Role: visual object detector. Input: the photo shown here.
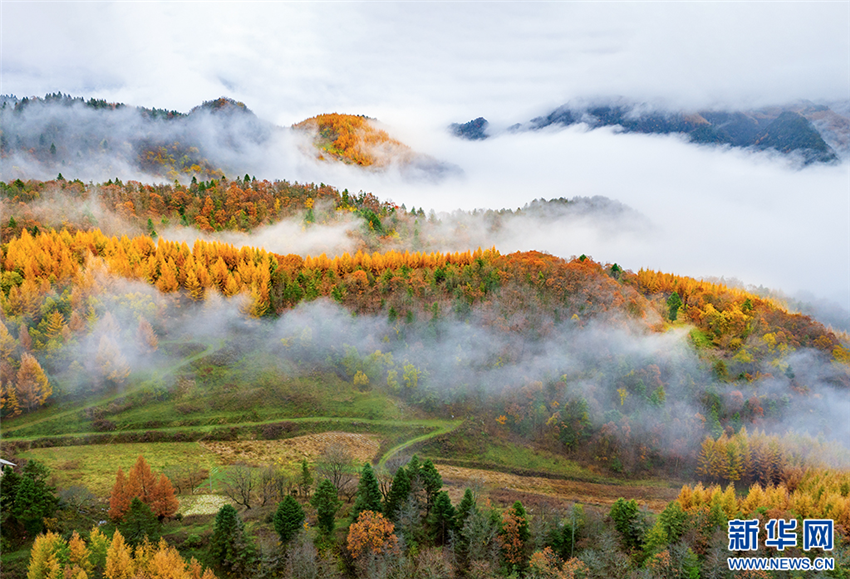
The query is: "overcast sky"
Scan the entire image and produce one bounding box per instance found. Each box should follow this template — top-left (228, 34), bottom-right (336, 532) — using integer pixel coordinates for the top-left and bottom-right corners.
top-left (3, 2), bottom-right (848, 122)
top-left (2, 1), bottom-right (850, 312)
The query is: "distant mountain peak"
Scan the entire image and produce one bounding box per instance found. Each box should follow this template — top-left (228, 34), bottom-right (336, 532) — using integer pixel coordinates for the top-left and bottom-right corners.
top-left (449, 117), bottom-right (489, 140)
top-left (450, 100), bottom-right (844, 164)
top-left (190, 97), bottom-right (254, 116)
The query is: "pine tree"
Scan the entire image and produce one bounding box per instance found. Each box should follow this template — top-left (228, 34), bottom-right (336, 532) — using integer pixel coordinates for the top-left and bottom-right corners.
top-left (12, 459), bottom-right (57, 535)
top-left (210, 504), bottom-right (256, 576)
top-left (44, 310), bottom-right (65, 341)
top-left (383, 466), bottom-right (410, 522)
top-left (299, 458), bottom-right (313, 498)
top-left (185, 268), bottom-right (205, 301)
top-left (0, 319), bottom-right (16, 360)
top-left (68, 531), bottom-right (94, 577)
top-left (19, 323), bottom-right (32, 351)
top-left (118, 498), bottom-right (160, 546)
top-left (420, 459), bottom-right (443, 514)
top-left (658, 500), bottom-right (688, 544)
top-left (127, 456), bottom-right (157, 503)
top-left (274, 495), bottom-right (305, 544)
top-left (96, 334), bottom-right (131, 386)
top-left (428, 491), bottom-right (456, 545)
top-left (88, 527), bottom-right (110, 573)
top-left (456, 488), bottom-right (477, 528)
top-left (499, 501), bottom-right (531, 570)
top-left (351, 463), bottom-right (383, 522)
top-left (25, 531), bottom-right (66, 579)
top-left (1, 381), bottom-right (21, 417)
top-left (310, 479), bottom-right (342, 538)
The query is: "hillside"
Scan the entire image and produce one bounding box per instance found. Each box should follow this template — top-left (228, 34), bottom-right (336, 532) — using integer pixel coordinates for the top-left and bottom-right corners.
top-left (2, 180), bottom-right (849, 578)
top-left (0, 94), bottom-right (459, 184)
top-left (292, 113), bottom-right (459, 179)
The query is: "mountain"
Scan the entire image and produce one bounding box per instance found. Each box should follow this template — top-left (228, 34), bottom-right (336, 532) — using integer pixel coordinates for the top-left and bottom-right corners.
top-left (449, 117), bottom-right (489, 140)
top-left (292, 113), bottom-right (460, 180)
top-left (0, 95), bottom-right (458, 183)
top-left (451, 100), bottom-right (847, 164)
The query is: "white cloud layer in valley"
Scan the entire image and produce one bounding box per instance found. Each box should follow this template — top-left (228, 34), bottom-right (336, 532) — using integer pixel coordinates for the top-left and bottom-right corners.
top-left (2, 1), bottom-right (849, 315)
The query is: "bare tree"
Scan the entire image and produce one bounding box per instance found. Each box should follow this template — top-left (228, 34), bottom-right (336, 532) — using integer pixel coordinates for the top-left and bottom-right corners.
top-left (259, 465), bottom-right (291, 507)
top-left (58, 486), bottom-right (97, 516)
top-left (377, 470), bottom-right (393, 503)
top-left (316, 444), bottom-right (357, 500)
top-left (221, 463), bottom-right (256, 509)
top-left (164, 463), bottom-right (210, 495)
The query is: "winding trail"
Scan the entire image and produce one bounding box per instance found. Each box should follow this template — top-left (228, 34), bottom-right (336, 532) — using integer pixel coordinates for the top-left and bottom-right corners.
top-left (377, 419), bottom-right (462, 468)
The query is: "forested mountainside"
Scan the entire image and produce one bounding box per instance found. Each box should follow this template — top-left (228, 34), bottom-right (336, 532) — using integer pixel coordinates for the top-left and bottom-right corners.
top-left (0, 95), bottom-right (455, 184)
top-left (2, 174), bottom-right (849, 578)
top-left (3, 178), bottom-right (847, 467)
top-left (451, 100), bottom-right (849, 164)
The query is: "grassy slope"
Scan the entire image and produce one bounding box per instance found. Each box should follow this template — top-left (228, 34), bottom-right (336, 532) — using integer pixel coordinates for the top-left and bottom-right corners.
top-left (3, 332), bottom-right (672, 496)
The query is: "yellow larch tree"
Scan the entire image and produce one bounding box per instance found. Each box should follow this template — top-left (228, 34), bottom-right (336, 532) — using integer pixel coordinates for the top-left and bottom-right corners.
top-left (16, 352), bottom-right (51, 411)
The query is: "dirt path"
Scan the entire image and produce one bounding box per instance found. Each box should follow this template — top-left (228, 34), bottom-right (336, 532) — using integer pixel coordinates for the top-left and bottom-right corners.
top-left (436, 464), bottom-right (680, 512)
top-left (377, 419), bottom-right (462, 468)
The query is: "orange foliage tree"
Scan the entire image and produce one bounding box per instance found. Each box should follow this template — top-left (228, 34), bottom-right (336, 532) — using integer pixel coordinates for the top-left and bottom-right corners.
top-left (346, 510), bottom-right (399, 560)
top-left (109, 456), bottom-right (178, 520)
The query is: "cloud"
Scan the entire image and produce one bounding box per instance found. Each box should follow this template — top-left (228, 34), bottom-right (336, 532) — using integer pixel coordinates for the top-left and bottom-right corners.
top-left (314, 125), bottom-right (850, 315)
top-left (2, 2), bottom-right (848, 316)
top-left (3, 3), bottom-right (848, 120)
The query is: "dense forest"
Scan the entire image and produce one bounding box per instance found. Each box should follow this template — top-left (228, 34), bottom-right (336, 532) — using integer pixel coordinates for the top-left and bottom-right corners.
top-left (1, 177), bottom-right (848, 578)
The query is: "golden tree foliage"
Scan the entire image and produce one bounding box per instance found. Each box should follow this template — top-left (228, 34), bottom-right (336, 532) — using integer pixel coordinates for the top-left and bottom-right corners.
top-left (96, 335), bottom-right (131, 385)
top-left (292, 113), bottom-right (408, 167)
top-left (632, 268), bottom-right (839, 353)
top-left (137, 317), bottom-right (158, 353)
top-left (16, 352), bottom-right (51, 411)
top-left (346, 510), bottom-right (399, 560)
top-left (69, 531), bottom-right (94, 577)
top-left (0, 319), bottom-right (16, 359)
top-left (26, 531), bottom-right (67, 579)
top-left (677, 468), bottom-right (850, 539)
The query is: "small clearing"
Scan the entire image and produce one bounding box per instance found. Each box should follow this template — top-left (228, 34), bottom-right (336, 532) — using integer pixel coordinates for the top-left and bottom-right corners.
top-left (200, 432), bottom-right (380, 467)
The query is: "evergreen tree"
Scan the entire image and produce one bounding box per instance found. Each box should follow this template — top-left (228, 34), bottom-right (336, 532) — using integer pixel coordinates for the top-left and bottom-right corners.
top-left (351, 463), bottom-right (383, 522)
top-left (299, 458), bottom-right (313, 498)
top-left (310, 479), bottom-right (342, 538)
top-left (456, 488), bottom-right (477, 528)
top-left (419, 459), bottom-right (443, 514)
top-left (658, 500), bottom-right (688, 543)
top-left (383, 466), bottom-right (410, 521)
top-left (10, 460), bottom-right (57, 536)
top-left (609, 497), bottom-right (646, 550)
top-left (210, 504), bottom-right (256, 576)
top-left (428, 491), bottom-right (456, 545)
top-left (0, 465), bottom-right (22, 536)
top-left (667, 292), bottom-right (683, 321)
top-left (274, 495), bottom-right (305, 544)
top-left (118, 497), bottom-right (160, 546)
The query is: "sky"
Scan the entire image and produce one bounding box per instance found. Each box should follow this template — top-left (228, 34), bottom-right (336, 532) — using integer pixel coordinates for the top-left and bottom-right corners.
top-left (2, 1), bottom-right (850, 312)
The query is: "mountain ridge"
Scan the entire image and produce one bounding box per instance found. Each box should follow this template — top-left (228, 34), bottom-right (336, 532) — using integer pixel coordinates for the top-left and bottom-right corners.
top-left (451, 100), bottom-right (846, 165)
